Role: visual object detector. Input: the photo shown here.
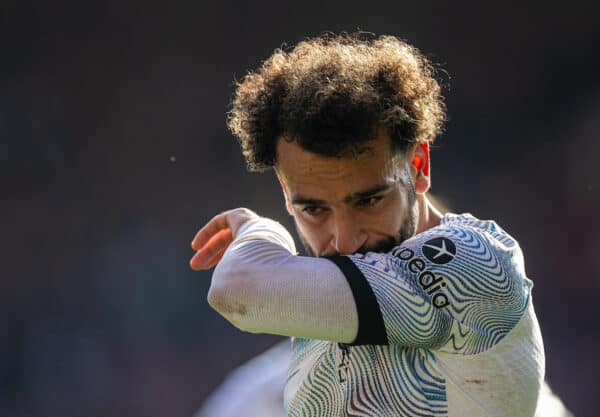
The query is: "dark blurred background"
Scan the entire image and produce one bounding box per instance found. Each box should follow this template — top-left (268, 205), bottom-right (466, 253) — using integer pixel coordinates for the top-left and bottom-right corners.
top-left (2, 1), bottom-right (599, 416)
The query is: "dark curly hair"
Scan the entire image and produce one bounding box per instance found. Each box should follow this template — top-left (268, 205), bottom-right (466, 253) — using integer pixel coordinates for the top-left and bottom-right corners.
top-left (227, 33), bottom-right (446, 171)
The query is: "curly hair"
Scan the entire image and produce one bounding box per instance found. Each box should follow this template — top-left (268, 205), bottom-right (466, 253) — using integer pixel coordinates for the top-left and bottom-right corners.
top-left (227, 33), bottom-right (446, 171)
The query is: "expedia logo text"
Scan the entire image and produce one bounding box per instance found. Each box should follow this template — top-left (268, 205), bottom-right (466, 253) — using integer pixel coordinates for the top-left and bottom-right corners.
top-left (391, 246), bottom-right (451, 309)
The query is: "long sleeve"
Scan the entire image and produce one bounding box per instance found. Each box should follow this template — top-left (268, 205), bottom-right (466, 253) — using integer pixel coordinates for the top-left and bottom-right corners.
top-left (208, 217), bottom-right (360, 343)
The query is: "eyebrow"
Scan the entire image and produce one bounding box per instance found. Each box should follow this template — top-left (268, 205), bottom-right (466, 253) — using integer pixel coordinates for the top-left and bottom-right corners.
top-left (291, 184), bottom-right (392, 206)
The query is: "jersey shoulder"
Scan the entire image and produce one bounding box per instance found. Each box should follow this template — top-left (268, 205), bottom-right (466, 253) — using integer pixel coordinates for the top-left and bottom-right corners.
top-left (350, 213), bottom-right (533, 353)
top-left (441, 212), bottom-right (520, 252)
top-left (400, 212), bottom-right (529, 285)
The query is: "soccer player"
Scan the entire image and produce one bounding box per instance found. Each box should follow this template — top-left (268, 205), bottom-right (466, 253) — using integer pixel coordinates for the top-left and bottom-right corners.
top-left (190, 34), bottom-right (547, 416)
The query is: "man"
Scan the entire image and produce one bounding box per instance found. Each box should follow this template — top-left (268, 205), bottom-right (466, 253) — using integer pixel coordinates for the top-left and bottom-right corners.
top-left (190, 34), bottom-right (546, 416)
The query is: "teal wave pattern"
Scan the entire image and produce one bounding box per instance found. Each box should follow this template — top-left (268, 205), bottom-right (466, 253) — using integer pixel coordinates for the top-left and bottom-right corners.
top-left (286, 215), bottom-right (532, 416)
top-left (353, 220), bottom-right (531, 355)
top-left (287, 341), bottom-right (447, 417)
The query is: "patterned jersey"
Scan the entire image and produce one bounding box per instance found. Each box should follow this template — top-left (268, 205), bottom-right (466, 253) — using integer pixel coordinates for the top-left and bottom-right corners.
top-left (284, 213), bottom-right (545, 417)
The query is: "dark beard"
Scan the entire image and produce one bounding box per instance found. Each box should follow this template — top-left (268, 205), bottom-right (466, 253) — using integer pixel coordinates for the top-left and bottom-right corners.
top-left (296, 209), bottom-right (417, 257)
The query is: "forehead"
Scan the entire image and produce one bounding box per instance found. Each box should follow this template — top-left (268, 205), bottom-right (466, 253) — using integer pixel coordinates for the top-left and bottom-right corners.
top-left (275, 132), bottom-right (404, 202)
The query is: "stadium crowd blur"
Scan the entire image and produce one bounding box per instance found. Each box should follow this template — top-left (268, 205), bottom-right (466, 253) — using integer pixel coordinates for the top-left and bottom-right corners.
top-left (3, 2), bottom-right (599, 416)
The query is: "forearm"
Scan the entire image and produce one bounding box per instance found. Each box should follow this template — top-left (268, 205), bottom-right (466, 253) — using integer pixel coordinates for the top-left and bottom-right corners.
top-left (207, 217), bottom-right (297, 326)
top-left (207, 217), bottom-right (358, 342)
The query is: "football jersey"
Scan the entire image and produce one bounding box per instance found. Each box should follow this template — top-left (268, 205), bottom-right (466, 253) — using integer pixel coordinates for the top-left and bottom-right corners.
top-left (284, 213), bottom-right (545, 417)
top-left (196, 341), bottom-right (569, 417)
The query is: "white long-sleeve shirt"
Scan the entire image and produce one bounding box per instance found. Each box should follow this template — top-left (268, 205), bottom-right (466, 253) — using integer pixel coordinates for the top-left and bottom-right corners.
top-left (209, 213), bottom-right (545, 417)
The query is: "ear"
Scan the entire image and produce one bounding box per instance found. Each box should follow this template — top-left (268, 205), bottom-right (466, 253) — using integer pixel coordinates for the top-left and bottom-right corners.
top-left (411, 143), bottom-right (431, 195)
top-left (274, 166), bottom-right (294, 215)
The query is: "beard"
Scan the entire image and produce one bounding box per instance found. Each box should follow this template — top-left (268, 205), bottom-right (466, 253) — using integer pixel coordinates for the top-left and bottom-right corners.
top-left (296, 198), bottom-right (418, 257)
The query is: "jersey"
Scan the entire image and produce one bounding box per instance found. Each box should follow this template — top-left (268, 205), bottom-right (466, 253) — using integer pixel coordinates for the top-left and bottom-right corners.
top-left (197, 342), bottom-right (570, 417)
top-left (283, 213), bottom-right (545, 417)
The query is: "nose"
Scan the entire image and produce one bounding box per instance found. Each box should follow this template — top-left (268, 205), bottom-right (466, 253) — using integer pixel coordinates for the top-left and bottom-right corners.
top-left (330, 211), bottom-right (367, 255)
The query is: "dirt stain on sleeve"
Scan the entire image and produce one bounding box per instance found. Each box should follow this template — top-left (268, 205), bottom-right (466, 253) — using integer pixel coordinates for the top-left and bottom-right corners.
top-left (219, 300), bottom-right (247, 316)
top-left (464, 379), bottom-right (487, 385)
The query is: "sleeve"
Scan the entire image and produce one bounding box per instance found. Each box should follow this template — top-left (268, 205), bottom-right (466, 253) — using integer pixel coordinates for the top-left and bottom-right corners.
top-left (210, 217), bottom-right (360, 343)
top-left (327, 223), bottom-right (532, 354)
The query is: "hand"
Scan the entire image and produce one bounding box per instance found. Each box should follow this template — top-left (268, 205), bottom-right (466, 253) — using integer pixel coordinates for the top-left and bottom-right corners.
top-left (189, 208), bottom-right (260, 270)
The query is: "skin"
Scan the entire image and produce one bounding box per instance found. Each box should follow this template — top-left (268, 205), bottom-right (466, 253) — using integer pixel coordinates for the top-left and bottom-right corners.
top-left (190, 128), bottom-right (442, 270)
top-left (190, 131), bottom-right (564, 414)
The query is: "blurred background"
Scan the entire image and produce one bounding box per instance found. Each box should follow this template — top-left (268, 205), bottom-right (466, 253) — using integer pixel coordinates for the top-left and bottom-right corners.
top-left (3, 1), bottom-right (599, 416)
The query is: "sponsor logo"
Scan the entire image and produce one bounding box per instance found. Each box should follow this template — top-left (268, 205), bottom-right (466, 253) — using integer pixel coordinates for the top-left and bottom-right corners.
top-left (391, 239), bottom-right (455, 309)
top-left (422, 237), bottom-right (456, 265)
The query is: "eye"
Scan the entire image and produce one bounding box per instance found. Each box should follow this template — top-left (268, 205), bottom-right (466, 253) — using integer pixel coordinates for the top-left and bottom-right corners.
top-left (302, 206), bottom-right (328, 216)
top-left (356, 196), bottom-right (383, 207)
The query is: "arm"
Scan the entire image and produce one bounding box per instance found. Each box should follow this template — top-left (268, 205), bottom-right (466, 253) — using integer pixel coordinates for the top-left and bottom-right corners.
top-left (190, 209), bottom-right (444, 346)
top-left (190, 209), bottom-right (529, 350)
top-left (192, 210), bottom-right (359, 342)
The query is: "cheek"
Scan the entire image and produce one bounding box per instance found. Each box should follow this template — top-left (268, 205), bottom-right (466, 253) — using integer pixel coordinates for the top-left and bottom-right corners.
top-left (370, 193), bottom-right (410, 232)
top-left (293, 214), bottom-right (330, 248)
top-left (370, 209), bottom-right (403, 235)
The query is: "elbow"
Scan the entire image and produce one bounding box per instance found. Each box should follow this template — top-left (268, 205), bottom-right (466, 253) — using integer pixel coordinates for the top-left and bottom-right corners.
top-left (207, 282), bottom-right (248, 326)
top-left (207, 270), bottom-right (259, 333)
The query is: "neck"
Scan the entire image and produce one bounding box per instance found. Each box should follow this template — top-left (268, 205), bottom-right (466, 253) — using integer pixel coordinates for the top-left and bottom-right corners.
top-left (416, 194), bottom-right (443, 234)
